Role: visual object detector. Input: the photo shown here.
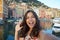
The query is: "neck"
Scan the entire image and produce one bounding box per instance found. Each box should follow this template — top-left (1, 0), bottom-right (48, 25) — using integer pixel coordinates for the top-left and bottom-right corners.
top-left (30, 28), bottom-right (32, 31)
top-left (28, 28), bottom-right (32, 35)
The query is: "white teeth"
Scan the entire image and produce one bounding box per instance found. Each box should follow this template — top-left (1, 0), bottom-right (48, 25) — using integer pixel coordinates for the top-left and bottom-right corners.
top-left (29, 22), bottom-right (34, 25)
top-left (29, 22), bottom-right (33, 24)
top-left (28, 22), bottom-right (35, 27)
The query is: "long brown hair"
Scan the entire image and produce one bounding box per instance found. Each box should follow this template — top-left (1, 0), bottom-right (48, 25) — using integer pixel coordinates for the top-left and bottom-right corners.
top-left (18, 10), bottom-right (42, 38)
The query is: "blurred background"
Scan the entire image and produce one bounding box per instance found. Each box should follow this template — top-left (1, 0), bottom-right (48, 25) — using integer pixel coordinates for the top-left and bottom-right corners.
top-left (0, 0), bottom-right (60, 40)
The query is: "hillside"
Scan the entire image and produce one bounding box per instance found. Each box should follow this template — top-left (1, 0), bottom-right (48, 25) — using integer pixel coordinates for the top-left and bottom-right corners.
top-left (15, 0), bottom-right (49, 8)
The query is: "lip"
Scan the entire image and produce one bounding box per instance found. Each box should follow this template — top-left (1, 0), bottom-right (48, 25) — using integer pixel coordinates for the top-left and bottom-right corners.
top-left (28, 21), bottom-right (35, 26)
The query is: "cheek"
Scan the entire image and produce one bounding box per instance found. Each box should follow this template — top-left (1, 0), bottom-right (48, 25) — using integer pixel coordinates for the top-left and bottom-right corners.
top-left (33, 18), bottom-right (36, 23)
top-left (26, 19), bottom-right (28, 24)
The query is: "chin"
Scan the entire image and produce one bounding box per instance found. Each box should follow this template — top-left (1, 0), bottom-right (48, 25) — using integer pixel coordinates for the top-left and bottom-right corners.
top-left (29, 26), bottom-right (34, 28)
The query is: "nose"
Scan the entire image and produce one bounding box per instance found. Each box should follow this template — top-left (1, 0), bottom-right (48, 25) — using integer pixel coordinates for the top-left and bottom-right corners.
top-left (29, 18), bottom-right (33, 21)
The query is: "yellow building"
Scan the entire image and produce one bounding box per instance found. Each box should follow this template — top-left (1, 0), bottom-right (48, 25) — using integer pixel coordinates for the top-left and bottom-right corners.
top-left (51, 8), bottom-right (60, 18)
top-left (19, 2), bottom-right (28, 15)
top-left (39, 7), bottom-right (46, 18)
top-left (57, 10), bottom-right (60, 17)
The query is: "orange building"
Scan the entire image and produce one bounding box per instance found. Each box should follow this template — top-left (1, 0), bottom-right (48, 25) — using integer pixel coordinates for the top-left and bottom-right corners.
top-left (0, 0), bottom-right (3, 18)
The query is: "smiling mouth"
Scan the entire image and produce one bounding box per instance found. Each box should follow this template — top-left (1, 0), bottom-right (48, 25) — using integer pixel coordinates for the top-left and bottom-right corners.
top-left (28, 21), bottom-right (35, 26)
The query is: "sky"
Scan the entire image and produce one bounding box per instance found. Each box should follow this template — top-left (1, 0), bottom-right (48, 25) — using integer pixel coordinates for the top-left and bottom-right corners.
top-left (38, 0), bottom-right (60, 9)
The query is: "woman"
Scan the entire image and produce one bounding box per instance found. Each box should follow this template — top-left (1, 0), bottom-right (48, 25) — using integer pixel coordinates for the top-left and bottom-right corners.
top-left (15, 10), bottom-right (60, 40)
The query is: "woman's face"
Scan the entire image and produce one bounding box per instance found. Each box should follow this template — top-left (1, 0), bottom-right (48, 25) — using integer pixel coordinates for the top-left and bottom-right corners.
top-left (26, 12), bottom-right (36, 29)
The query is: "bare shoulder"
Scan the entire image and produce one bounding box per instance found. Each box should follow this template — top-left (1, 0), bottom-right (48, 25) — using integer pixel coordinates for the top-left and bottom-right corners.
top-left (39, 30), bottom-right (60, 40)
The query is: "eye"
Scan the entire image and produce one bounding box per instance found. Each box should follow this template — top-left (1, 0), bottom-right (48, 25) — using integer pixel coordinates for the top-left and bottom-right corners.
top-left (26, 17), bottom-right (29, 19)
top-left (32, 15), bottom-right (35, 18)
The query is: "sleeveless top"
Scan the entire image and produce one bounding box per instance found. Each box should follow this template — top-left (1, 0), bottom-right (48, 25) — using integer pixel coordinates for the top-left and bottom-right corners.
top-left (18, 30), bottom-right (60, 40)
top-left (24, 35), bottom-right (39, 40)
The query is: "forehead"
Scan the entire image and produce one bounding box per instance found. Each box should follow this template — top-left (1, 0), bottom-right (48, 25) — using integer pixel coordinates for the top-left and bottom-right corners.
top-left (27, 12), bottom-right (34, 16)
